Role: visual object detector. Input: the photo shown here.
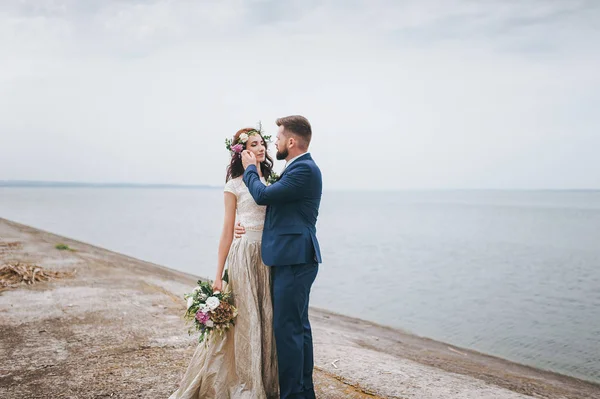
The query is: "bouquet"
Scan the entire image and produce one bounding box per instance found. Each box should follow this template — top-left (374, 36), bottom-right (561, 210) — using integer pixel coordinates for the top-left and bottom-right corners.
top-left (267, 171), bottom-right (279, 185)
top-left (183, 272), bottom-right (237, 344)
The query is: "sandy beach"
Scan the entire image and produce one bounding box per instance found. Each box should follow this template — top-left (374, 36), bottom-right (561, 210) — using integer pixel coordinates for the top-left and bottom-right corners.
top-left (1, 217), bottom-right (598, 399)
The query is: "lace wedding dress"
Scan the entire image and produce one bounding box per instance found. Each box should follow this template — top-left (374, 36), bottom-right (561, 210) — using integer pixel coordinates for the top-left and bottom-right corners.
top-left (169, 176), bottom-right (278, 399)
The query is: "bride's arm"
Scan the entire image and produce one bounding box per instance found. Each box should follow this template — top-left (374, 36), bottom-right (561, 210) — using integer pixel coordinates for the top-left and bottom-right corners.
top-left (213, 192), bottom-right (236, 291)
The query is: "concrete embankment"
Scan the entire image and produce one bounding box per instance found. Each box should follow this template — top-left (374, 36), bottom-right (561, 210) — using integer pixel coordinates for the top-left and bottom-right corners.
top-left (1, 218), bottom-right (598, 398)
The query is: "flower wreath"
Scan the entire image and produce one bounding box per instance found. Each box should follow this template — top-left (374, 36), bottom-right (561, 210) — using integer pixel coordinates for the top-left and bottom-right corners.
top-left (225, 123), bottom-right (271, 156)
top-left (225, 123), bottom-right (279, 184)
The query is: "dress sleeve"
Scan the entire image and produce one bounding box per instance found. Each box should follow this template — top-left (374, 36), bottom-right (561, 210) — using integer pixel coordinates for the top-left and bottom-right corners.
top-left (224, 179), bottom-right (237, 197)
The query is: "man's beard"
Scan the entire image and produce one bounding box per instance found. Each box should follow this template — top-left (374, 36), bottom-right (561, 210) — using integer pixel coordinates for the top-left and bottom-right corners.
top-left (276, 146), bottom-right (288, 160)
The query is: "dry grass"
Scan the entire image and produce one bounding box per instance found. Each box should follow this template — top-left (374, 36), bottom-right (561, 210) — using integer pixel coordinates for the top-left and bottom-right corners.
top-left (0, 262), bottom-right (75, 292)
top-left (0, 241), bottom-right (22, 249)
top-left (0, 241), bottom-right (23, 254)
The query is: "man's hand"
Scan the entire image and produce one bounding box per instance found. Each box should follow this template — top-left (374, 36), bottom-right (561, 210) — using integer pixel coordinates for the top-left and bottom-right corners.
top-left (234, 222), bottom-right (246, 238)
top-left (241, 150), bottom-right (257, 170)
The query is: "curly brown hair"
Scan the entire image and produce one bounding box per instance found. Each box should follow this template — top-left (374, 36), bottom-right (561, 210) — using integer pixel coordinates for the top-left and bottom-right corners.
top-left (225, 128), bottom-right (274, 182)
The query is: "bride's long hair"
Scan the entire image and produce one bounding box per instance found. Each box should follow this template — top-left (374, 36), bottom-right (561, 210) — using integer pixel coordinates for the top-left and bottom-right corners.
top-left (226, 127), bottom-right (274, 182)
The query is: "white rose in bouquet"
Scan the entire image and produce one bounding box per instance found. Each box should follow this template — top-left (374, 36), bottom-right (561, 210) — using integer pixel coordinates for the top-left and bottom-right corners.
top-left (206, 296), bottom-right (220, 311)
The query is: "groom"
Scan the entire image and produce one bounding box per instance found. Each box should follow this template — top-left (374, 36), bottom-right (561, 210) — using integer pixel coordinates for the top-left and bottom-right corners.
top-left (241, 115), bottom-right (322, 399)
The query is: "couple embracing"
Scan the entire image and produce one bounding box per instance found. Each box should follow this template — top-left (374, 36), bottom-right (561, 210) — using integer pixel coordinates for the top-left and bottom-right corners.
top-left (170, 115), bottom-right (323, 399)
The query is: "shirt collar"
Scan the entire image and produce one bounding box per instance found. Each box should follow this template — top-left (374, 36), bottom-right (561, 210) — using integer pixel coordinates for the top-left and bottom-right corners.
top-left (285, 152), bottom-right (309, 169)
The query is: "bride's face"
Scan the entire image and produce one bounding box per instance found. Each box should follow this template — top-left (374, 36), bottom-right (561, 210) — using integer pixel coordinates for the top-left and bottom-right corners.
top-left (246, 135), bottom-right (266, 163)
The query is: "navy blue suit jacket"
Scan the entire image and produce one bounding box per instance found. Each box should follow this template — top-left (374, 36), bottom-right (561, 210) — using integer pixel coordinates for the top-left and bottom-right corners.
top-left (243, 153), bottom-right (322, 267)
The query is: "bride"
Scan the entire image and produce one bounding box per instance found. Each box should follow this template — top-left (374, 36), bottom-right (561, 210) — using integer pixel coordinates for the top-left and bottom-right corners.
top-left (169, 127), bottom-right (279, 399)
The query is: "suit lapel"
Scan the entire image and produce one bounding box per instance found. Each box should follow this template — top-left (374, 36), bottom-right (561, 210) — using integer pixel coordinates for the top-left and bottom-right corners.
top-left (278, 153), bottom-right (311, 181)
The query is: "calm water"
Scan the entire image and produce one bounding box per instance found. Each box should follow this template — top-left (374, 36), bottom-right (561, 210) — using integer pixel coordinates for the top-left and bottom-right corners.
top-left (1, 188), bottom-right (599, 383)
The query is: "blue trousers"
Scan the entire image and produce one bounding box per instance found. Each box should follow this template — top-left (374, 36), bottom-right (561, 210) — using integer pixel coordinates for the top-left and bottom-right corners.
top-left (272, 263), bottom-right (318, 399)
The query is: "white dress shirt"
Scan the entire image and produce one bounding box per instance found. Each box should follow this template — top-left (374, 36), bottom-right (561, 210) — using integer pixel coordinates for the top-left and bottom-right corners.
top-left (283, 152), bottom-right (309, 172)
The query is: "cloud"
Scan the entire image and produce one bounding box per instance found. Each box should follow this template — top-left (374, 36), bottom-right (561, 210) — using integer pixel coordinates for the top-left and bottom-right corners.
top-left (1, 0), bottom-right (599, 189)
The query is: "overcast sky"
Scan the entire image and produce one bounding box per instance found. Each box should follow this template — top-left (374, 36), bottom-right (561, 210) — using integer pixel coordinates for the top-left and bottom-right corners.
top-left (1, 0), bottom-right (599, 190)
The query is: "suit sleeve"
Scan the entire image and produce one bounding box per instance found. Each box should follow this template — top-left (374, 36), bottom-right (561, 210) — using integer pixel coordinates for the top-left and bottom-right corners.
top-left (243, 164), bottom-right (311, 205)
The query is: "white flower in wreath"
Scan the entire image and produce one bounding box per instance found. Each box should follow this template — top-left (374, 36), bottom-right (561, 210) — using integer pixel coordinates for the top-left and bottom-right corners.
top-left (205, 320), bottom-right (214, 328)
top-left (239, 133), bottom-right (249, 143)
top-left (206, 296), bottom-right (220, 310)
top-left (186, 297), bottom-right (195, 310)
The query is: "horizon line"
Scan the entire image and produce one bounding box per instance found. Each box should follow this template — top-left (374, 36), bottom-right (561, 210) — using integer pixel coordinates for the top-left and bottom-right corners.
top-left (0, 180), bottom-right (219, 189)
top-left (1, 180), bottom-right (599, 192)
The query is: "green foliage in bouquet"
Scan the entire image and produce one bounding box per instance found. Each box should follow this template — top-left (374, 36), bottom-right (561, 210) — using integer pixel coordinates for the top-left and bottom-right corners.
top-left (267, 171), bottom-right (279, 185)
top-left (183, 275), bottom-right (237, 344)
top-left (222, 268), bottom-right (229, 284)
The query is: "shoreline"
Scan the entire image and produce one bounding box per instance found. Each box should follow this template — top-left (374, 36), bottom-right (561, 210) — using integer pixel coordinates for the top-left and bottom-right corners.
top-left (1, 217), bottom-right (598, 398)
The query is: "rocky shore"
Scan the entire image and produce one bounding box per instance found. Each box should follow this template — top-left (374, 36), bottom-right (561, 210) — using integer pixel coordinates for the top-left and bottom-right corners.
top-left (1, 217), bottom-right (598, 399)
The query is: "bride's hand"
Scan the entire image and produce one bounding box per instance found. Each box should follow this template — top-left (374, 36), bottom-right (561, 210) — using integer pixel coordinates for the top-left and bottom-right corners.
top-left (212, 278), bottom-right (223, 293)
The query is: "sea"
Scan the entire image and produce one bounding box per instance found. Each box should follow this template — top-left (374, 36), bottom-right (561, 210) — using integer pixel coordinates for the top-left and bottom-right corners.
top-left (1, 187), bottom-right (599, 383)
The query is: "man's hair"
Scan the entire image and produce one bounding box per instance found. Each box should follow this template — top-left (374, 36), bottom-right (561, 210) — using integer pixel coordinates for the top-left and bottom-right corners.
top-left (276, 115), bottom-right (312, 148)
